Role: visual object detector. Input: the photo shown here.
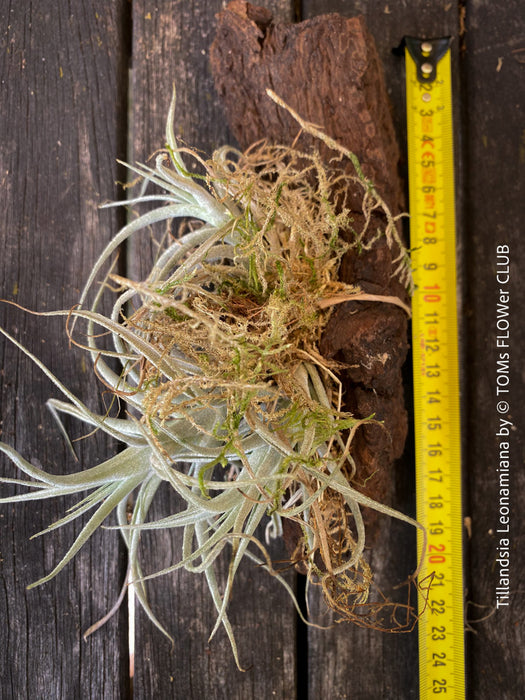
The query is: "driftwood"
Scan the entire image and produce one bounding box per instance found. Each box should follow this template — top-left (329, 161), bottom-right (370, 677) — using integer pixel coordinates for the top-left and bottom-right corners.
top-left (210, 2), bottom-right (409, 534)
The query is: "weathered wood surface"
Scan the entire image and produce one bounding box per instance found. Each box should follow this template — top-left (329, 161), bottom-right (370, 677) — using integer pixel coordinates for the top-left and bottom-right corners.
top-left (0, 2), bottom-right (131, 698)
top-left (0, 1), bottom-right (523, 698)
top-left (460, 1), bottom-right (525, 697)
top-left (129, 3), bottom-right (297, 698)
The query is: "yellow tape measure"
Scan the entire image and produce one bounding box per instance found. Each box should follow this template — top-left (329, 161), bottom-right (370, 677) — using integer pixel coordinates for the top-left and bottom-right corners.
top-left (405, 37), bottom-right (465, 699)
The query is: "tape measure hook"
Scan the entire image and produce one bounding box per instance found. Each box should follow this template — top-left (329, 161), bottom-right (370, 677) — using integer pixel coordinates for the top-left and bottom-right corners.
top-left (405, 36), bottom-right (451, 83)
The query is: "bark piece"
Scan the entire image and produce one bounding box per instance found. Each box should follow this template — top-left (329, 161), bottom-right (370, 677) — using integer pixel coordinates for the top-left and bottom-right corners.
top-left (210, 2), bottom-right (409, 536)
top-left (210, 1), bottom-right (403, 211)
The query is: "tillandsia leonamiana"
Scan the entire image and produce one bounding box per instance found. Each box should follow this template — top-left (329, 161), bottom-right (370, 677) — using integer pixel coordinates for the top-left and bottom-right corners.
top-left (0, 89), bottom-right (424, 668)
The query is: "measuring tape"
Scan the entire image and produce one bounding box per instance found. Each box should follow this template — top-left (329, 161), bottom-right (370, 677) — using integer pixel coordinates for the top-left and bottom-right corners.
top-left (405, 37), bottom-right (465, 699)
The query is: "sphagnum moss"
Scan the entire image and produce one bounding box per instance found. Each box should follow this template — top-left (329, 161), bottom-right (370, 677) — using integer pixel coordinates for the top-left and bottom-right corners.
top-left (0, 91), bottom-right (423, 668)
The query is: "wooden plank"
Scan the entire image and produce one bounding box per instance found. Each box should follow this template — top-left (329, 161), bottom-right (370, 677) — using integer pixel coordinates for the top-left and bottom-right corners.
top-left (300, 2), bottom-right (461, 698)
top-left (208, 10), bottom-right (416, 700)
top-left (0, 2), bottom-right (130, 696)
top-left (129, 2), bottom-right (298, 697)
top-left (461, 2), bottom-right (525, 698)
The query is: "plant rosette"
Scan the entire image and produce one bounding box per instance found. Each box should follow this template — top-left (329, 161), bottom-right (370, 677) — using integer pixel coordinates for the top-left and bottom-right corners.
top-left (0, 90), bottom-right (422, 668)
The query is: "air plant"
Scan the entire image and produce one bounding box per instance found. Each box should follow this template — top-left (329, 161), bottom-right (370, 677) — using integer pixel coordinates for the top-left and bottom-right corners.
top-left (0, 90), bottom-right (422, 668)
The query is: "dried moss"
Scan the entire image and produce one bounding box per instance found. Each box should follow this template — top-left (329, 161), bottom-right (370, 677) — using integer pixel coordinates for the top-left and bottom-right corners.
top-left (0, 91), bottom-right (423, 667)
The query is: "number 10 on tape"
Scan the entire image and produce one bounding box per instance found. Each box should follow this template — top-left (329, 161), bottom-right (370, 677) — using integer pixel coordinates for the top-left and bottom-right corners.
top-left (405, 37), bottom-right (465, 699)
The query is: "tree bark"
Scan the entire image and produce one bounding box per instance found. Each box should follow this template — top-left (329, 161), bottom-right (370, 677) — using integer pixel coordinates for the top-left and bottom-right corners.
top-left (210, 2), bottom-right (409, 530)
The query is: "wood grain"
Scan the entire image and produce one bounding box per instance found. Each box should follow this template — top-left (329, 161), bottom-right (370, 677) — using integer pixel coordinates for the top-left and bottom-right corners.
top-left (129, 3), bottom-right (297, 698)
top-left (0, 1), bottom-right (130, 697)
top-left (461, 1), bottom-right (525, 697)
